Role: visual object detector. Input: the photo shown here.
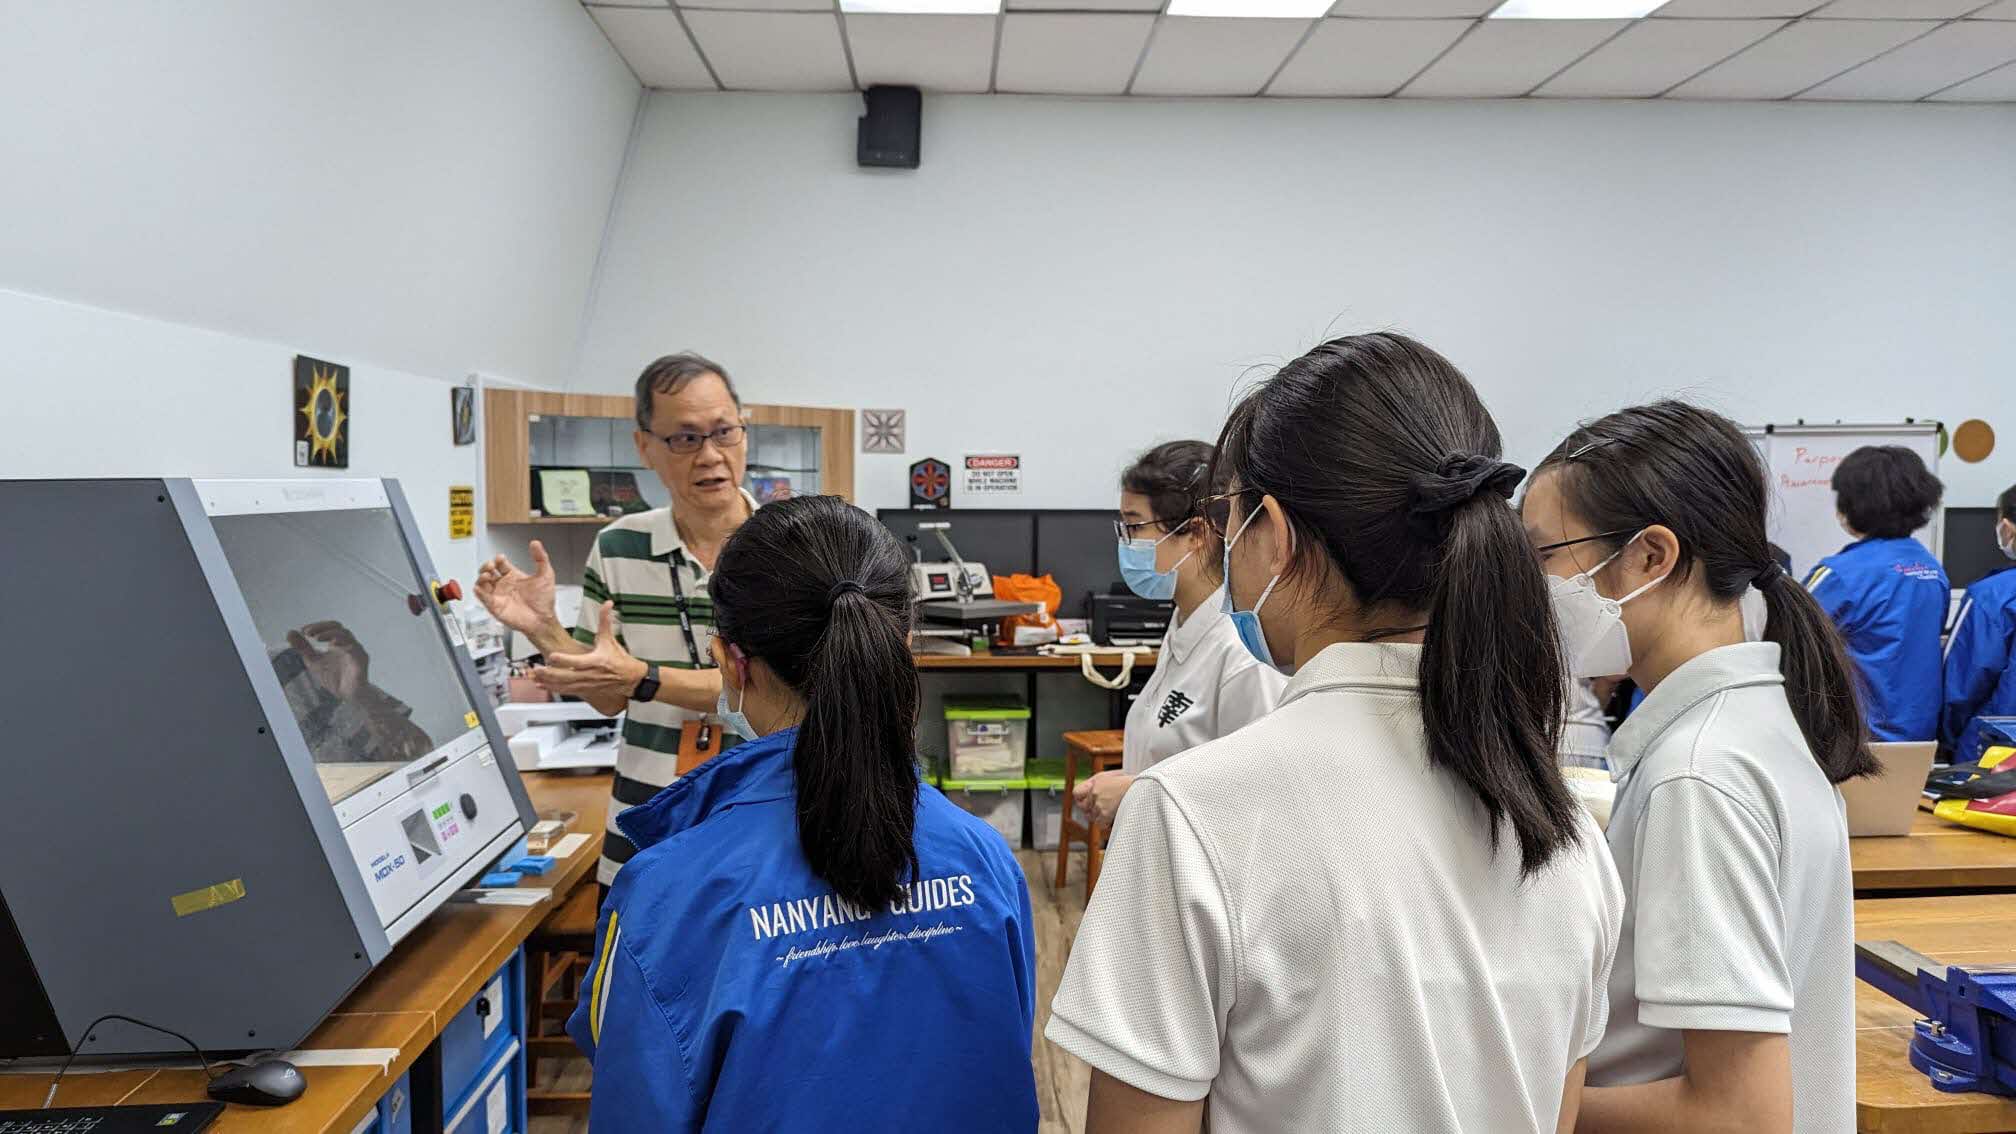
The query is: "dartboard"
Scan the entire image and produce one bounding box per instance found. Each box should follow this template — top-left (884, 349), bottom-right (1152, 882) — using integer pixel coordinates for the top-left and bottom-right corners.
top-left (911, 459), bottom-right (949, 503)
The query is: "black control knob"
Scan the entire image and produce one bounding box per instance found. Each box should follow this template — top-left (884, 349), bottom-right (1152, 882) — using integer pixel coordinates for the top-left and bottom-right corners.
top-left (460, 793), bottom-right (478, 820)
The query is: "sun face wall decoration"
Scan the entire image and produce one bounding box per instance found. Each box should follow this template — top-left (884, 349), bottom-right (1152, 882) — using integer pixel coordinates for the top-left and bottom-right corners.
top-left (294, 355), bottom-right (350, 468)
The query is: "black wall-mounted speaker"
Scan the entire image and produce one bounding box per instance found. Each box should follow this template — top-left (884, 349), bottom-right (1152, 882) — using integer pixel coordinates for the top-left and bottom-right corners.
top-left (858, 85), bottom-right (921, 169)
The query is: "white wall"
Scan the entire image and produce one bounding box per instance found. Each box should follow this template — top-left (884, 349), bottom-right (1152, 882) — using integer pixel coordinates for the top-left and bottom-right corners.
top-left (0, 0), bottom-right (639, 387)
top-left (575, 93), bottom-right (2016, 515)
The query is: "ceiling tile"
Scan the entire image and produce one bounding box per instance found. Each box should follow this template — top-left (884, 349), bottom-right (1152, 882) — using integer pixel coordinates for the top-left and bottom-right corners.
top-left (1667, 18), bottom-right (1935, 96)
top-left (996, 13), bottom-right (1154, 93)
top-left (587, 1), bottom-right (676, 8)
top-left (683, 10), bottom-right (854, 90)
top-left (1327, 0), bottom-right (1497, 13)
top-left (1974, 0), bottom-right (2016, 17)
top-left (1810, 0), bottom-right (1986, 16)
top-left (589, 7), bottom-right (718, 88)
top-left (1537, 17), bottom-right (1781, 95)
top-left (1006, 0), bottom-right (1161, 8)
top-left (1267, 19), bottom-right (1471, 96)
top-left (844, 14), bottom-right (995, 92)
top-left (675, 0), bottom-right (830, 10)
top-left (1926, 57), bottom-right (2016, 97)
top-left (1647, 0), bottom-right (1825, 14)
top-left (1399, 18), bottom-right (1626, 97)
top-left (1800, 19), bottom-right (2016, 97)
top-left (1132, 16), bottom-right (1314, 96)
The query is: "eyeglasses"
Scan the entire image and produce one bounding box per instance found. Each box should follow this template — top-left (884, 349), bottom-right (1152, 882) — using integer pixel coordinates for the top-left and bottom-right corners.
top-left (1113, 517), bottom-right (1189, 542)
top-left (653, 424), bottom-right (748, 455)
top-left (1533, 527), bottom-right (1635, 555)
top-left (1198, 489), bottom-right (1261, 539)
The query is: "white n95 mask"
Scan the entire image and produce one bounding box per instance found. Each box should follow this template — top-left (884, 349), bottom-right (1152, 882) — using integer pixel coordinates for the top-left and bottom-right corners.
top-left (1547, 532), bottom-right (1667, 680)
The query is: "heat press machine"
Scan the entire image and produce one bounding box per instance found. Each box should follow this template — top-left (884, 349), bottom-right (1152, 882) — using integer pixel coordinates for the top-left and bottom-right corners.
top-left (1857, 940), bottom-right (2016, 1096)
top-left (906, 522), bottom-right (1038, 654)
top-left (0, 478), bottom-right (537, 1059)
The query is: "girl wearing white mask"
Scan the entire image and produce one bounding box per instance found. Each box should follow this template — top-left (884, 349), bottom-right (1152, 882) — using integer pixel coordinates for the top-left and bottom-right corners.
top-left (1524, 401), bottom-right (1876, 1134)
top-left (1051, 333), bottom-right (1622, 1134)
top-left (1077, 442), bottom-right (1286, 829)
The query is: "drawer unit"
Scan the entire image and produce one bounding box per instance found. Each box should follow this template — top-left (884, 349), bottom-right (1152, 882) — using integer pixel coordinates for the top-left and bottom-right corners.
top-left (445, 1038), bottom-right (525, 1134)
top-left (440, 949), bottom-right (524, 1111)
top-left (349, 1071), bottom-right (414, 1134)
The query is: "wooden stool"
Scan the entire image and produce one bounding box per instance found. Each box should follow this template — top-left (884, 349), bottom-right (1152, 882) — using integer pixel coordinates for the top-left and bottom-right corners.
top-left (524, 879), bottom-right (601, 1116)
top-left (1056, 729), bottom-right (1126, 900)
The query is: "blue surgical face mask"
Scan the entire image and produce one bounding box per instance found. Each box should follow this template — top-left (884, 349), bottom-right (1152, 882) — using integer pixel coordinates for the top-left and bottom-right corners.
top-left (1221, 504), bottom-right (1291, 675)
top-left (716, 683), bottom-right (754, 740)
top-left (1117, 524), bottom-right (1193, 601)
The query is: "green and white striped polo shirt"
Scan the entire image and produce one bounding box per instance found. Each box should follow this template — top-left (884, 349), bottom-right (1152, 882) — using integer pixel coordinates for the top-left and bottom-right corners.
top-left (574, 494), bottom-right (757, 884)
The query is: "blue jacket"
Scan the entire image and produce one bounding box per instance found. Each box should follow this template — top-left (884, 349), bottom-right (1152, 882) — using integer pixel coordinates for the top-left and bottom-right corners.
top-left (1943, 566), bottom-right (2016, 760)
top-left (567, 726), bottom-right (1038, 1133)
top-left (1806, 537), bottom-right (1949, 742)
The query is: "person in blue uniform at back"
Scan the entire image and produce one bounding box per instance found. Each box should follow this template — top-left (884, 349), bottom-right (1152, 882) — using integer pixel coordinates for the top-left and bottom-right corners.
top-left (1943, 483), bottom-right (2016, 762)
top-left (1804, 445), bottom-right (1949, 741)
top-left (569, 494), bottom-right (1039, 1134)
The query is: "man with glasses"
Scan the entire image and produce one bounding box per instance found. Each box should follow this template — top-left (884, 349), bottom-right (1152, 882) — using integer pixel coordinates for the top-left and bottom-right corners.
top-left (474, 352), bottom-right (757, 883)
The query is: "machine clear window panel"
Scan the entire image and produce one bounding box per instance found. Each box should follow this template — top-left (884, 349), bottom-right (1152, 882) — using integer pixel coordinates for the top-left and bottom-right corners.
top-left (210, 508), bottom-right (480, 807)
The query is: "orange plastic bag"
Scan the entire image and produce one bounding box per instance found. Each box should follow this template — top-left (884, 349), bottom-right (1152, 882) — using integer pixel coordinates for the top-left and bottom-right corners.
top-left (992, 573), bottom-right (1061, 647)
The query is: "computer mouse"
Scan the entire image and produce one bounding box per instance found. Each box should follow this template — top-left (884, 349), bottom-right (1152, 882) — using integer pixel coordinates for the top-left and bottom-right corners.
top-left (206, 1058), bottom-right (306, 1107)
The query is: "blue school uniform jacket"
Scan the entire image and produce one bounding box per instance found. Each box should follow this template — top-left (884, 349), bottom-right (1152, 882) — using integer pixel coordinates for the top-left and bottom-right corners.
top-left (1943, 567), bottom-right (2016, 760)
top-left (1806, 536), bottom-right (1949, 742)
top-left (567, 725), bottom-right (1039, 1134)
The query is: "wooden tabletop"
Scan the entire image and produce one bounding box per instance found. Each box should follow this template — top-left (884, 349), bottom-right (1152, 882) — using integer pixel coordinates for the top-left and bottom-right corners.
top-left (1062, 730), bottom-right (1125, 757)
top-left (915, 651), bottom-right (1158, 671)
top-left (0, 771), bottom-right (611, 1132)
top-left (1855, 893), bottom-right (2016, 1132)
top-left (1852, 811), bottom-right (2016, 893)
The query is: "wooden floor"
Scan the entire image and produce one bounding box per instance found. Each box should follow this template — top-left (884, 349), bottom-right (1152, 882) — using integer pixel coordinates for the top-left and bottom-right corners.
top-left (529, 848), bottom-right (1093, 1134)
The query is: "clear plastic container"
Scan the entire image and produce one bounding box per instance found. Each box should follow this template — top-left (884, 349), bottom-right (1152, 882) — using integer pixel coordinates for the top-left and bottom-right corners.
top-left (940, 780), bottom-right (1026, 847)
top-left (944, 695), bottom-right (1031, 781)
top-left (1024, 757), bottom-right (1066, 852)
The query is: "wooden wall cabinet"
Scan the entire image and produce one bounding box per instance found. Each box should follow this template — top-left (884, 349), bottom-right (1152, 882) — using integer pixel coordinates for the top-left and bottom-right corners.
top-left (484, 389), bottom-right (854, 525)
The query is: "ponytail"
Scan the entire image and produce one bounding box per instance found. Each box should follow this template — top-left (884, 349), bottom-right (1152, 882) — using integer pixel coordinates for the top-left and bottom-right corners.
top-left (1758, 573), bottom-right (1877, 783)
top-left (1214, 332), bottom-right (1585, 878)
top-left (1420, 494), bottom-right (1582, 877)
top-left (796, 586), bottom-right (921, 911)
top-left (709, 496), bottom-right (924, 913)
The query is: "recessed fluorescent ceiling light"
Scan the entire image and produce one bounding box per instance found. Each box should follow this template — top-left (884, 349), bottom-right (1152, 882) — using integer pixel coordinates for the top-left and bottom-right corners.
top-left (1167, 0), bottom-right (1334, 16)
top-left (1488, 0), bottom-right (1667, 16)
top-left (838, 0), bottom-right (1001, 12)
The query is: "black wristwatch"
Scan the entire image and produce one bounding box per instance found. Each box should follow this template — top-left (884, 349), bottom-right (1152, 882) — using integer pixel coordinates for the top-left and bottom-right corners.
top-left (632, 661), bottom-right (661, 703)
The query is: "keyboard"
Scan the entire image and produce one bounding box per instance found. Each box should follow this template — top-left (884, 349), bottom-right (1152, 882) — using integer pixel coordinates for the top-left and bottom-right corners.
top-left (0, 1103), bottom-right (222, 1133)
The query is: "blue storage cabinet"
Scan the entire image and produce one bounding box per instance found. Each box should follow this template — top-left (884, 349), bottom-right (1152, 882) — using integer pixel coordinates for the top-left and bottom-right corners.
top-left (439, 948), bottom-right (527, 1134)
top-left (351, 1072), bottom-right (413, 1134)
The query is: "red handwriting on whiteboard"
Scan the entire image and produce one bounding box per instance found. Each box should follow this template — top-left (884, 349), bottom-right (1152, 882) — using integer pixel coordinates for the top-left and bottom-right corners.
top-left (1792, 447), bottom-right (1843, 468)
top-left (1781, 473), bottom-right (1832, 489)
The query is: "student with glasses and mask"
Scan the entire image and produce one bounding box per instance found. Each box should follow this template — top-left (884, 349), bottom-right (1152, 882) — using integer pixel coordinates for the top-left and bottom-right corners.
top-left (474, 352), bottom-right (760, 885)
top-left (1073, 441), bottom-right (1285, 831)
top-left (1050, 333), bottom-right (1622, 1134)
top-left (1524, 402), bottom-right (1875, 1133)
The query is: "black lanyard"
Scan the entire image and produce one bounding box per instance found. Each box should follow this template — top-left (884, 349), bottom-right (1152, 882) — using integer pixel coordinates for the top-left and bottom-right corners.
top-left (668, 552), bottom-right (714, 669)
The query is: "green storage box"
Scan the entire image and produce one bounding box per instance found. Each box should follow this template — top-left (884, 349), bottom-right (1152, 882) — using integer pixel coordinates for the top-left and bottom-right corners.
top-left (944, 695), bottom-right (1031, 781)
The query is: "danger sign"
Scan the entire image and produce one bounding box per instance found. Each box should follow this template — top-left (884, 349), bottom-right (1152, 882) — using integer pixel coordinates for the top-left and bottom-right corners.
top-left (961, 454), bottom-right (1022, 496)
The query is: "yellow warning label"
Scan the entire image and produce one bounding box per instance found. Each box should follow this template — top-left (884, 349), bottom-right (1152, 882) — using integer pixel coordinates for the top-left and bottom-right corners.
top-left (171, 878), bottom-right (247, 918)
top-left (466, 710), bottom-right (480, 729)
top-left (449, 485), bottom-right (475, 540)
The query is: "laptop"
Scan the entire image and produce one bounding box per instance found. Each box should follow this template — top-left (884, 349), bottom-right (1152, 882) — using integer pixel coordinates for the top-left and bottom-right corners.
top-left (1843, 741), bottom-right (1938, 837)
top-left (0, 1103), bottom-right (222, 1133)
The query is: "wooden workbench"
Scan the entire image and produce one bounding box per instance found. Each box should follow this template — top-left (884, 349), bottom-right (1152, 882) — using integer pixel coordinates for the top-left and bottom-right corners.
top-left (914, 651), bottom-right (1157, 671)
top-left (0, 771), bottom-right (611, 1133)
top-left (1855, 893), bottom-right (2016, 1132)
top-left (1853, 811), bottom-right (2016, 894)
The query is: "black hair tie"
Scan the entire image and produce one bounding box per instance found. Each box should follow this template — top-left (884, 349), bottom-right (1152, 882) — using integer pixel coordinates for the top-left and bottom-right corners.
top-left (827, 579), bottom-right (867, 606)
top-left (1752, 560), bottom-right (1785, 590)
top-left (1406, 455), bottom-right (1526, 540)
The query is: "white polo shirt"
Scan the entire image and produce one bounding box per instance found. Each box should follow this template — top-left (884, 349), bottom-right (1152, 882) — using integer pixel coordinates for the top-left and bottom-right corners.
top-left (1588, 642), bottom-right (1854, 1134)
top-left (1122, 588), bottom-right (1286, 774)
top-left (1050, 643), bottom-right (1624, 1133)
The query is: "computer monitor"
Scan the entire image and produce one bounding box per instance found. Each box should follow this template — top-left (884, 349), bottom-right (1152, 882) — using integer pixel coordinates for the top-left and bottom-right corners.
top-left (1943, 506), bottom-right (2008, 591)
top-left (1035, 511), bottom-right (1128, 619)
top-left (0, 478), bottom-right (535, 1059)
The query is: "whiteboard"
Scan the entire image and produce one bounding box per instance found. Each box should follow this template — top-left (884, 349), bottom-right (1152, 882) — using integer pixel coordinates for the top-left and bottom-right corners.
top-left (1742, 422), bottom-right (1942, 580)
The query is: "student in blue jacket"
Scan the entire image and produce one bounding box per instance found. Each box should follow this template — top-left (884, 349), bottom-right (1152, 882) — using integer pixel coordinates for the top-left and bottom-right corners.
top-left (568, 495), bottom-right (1039, 1134)
top-left (1943, 483), bottom-right (2016, 762)
top-left (1805, 445), bottom-right (1949, 741)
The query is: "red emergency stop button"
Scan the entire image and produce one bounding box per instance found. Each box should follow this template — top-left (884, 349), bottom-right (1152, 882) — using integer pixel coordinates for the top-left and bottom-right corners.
top-left (435, 579), bottom-right (464, 604)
